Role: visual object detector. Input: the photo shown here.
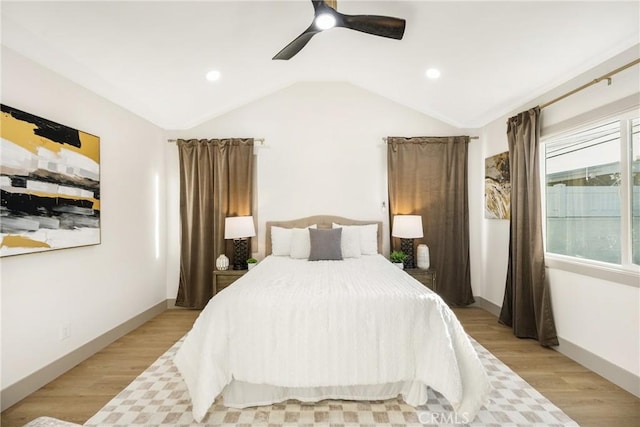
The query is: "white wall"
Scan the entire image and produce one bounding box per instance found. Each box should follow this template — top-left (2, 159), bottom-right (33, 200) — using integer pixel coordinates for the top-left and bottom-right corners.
top-left (472, 45), bottom-right (640, 382)
top-left (165, 81), bottom-right (464, 299)
top-left (0, 47), bottom-right (167, 392)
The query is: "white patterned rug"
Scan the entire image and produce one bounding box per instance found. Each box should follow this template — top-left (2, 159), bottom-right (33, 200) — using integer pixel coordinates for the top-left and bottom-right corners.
top-left (85, 338), bottom-right (578, 427)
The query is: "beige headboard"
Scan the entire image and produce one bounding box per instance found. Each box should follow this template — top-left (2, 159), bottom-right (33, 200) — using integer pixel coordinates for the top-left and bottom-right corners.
top-left (265, 215), bottom-right (383, 256)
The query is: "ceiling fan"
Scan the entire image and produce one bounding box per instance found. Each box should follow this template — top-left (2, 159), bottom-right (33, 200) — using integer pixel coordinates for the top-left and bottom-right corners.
top-left (273, 0), bottom-right (406, 60)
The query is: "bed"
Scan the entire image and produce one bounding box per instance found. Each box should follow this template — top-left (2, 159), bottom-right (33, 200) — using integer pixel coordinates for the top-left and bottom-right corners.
top-left (174, 215), bottom-right (491, 422)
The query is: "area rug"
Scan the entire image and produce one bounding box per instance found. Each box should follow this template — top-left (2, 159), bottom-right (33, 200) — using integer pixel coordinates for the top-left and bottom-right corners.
top-left (85, 337), bottom-right (578, 427)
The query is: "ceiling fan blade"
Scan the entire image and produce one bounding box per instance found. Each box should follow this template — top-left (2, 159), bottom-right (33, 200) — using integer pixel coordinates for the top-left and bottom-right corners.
top-left (338, 14), bottom-right (406, 40)
top-left (311, 0), bottom-right (325, 13)
top-left (273, 25), bottom-right (321, 60)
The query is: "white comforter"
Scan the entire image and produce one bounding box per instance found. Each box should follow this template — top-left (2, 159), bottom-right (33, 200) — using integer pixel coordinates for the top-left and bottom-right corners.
top-left (174, 255), bottom-right (491, 422)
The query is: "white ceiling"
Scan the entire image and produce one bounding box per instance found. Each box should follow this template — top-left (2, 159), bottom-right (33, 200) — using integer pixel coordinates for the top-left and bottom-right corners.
top-left (1, 1), bottom-right (638, 130)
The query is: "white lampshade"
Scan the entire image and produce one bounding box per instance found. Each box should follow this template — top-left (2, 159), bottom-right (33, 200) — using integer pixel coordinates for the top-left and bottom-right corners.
top-left (224, 216), bottom-right (256, 239)
top-left (392, 215), bottom-right (424, 239)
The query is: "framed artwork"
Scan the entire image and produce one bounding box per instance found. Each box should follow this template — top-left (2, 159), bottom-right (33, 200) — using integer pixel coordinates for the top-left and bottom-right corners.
top-left (0, 104), bottom-right (100, 256)
top-left (485, 151), bottom-right (510, 219)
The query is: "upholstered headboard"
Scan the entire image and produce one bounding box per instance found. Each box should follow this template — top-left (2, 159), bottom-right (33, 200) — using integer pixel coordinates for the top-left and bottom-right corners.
top-left (265, 215), bottom-right (383, 256)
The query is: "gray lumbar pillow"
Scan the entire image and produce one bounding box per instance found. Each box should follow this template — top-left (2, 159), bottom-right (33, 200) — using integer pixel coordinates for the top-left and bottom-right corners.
top-left (308, 228), bottom-right (343, 261)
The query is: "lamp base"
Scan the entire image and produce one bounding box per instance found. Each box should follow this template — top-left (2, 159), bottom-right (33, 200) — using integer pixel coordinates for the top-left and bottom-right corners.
top-left (400, 238), bottom-right (415, 269)
top-left (233, 238), bottom-right (249, 270)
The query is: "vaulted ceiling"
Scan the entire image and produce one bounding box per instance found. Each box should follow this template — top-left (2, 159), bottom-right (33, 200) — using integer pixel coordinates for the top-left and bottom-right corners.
top-left (2, 1), bottom-right (638, 130)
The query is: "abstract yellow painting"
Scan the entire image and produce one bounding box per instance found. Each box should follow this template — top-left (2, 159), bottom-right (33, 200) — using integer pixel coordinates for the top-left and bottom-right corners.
top-left (0, 104), bottom-right (100, 256)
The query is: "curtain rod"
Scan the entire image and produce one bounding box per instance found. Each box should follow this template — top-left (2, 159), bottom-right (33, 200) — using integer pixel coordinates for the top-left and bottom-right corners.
top-left (167, 138), bottom-right (265, 144)
top-left (540, 58), bottom-right (640, 110)
top-left (383, 136), bottom-right (479, 142)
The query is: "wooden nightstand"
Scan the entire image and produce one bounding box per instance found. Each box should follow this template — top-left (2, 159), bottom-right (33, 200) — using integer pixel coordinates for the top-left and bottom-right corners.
top-left (213, 270), bottom-right (247, 295)
top-left (405, 268), bottom-right (436, 291)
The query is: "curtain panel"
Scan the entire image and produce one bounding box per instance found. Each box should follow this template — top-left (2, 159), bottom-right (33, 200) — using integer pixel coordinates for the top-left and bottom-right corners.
top-left (387, 136), bottom-right (474, 306)
top-left (176, 138), bottom-right (253, 309)
top-left (499, 108), bottom-right (558, 347)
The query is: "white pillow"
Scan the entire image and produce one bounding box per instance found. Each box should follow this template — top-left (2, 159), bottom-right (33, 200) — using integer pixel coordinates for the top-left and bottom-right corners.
top-left (334, 226), bottom-right (361, 258)
top-left (333, 223), bottom-right (378, 255)
top-left (358, 223), bottom-right (379, 254)
top-left (271, 226), bottom-right (292, 256)
top-left (290, 227), bottom-right (313, 259)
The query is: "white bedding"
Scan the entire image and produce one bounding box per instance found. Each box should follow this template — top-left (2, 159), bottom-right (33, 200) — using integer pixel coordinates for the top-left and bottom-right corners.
top-left (174, 255), bottom-right (491, 422)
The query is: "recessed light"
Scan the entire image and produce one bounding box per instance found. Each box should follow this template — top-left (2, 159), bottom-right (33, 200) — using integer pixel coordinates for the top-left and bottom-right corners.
top-left (425, 68), bottom-right (441, 79)
top-left (206, 70), bottom-right (221, 82)
top-left (315, 13), bottom-right (336, 30)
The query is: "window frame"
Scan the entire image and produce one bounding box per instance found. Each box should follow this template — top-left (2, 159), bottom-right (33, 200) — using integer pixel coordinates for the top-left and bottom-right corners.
top-left (540, 107), bottom-right (640, 287)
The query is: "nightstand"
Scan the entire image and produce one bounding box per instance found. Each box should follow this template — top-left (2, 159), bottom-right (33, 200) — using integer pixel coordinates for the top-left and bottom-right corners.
top-left (405, 268), bottom-right (436, 291)
top-left (213, 270), bottom-right (247, 295)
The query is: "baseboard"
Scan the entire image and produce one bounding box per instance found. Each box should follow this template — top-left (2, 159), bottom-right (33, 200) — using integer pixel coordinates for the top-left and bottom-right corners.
top-left (1, 300), bottom-right (167, 411)
top-left (471, 297), bottom-right (640, 398)
top-left (470, 296), bottom-right (502, 317)
top-left (555, 337), bottom-right (640, 398)
top-left (166, 298), bottom-right (204, 310)
top-left (166, 298), bottom-right (181, 309)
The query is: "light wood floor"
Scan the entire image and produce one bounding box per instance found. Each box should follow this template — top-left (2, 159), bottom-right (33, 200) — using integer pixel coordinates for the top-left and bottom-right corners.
top-left (2, 307), bottom-right (639, 427)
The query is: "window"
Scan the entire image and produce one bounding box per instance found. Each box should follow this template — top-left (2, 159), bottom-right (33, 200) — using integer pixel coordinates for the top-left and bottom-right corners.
top-left (543, 111), bottom-right (639, 270)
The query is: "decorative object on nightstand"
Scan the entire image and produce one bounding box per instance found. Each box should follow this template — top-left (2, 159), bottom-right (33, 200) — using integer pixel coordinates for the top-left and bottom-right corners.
top-left (225, 216), bottom-right (256, 270)
top-left (216, 254), bottom-right (230, 271)
top-left (390, 250), bottom-right (407, 269)
top-left (247, 257), bottom-right (258, 270)
top-left (416, 244), bottom-right (430, 270)
top-left (392, 215), bottom-right (423, 269)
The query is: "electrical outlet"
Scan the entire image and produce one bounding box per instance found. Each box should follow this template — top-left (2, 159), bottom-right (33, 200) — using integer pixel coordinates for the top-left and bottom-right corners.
top-left (60, 322), bottom-right (70, 341)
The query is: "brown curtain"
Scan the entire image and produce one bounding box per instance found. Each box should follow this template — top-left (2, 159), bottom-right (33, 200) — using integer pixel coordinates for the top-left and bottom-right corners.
top-left (387, 136), bottom-right (474, 306)
top-left (499, 108), bottom-right (558, 347)
top-left (176, 138), bottom-right (253, 309)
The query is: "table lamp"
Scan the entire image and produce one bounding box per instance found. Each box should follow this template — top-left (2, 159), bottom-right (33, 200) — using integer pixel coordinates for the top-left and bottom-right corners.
top-left (392, 215), bottom-right (423, 269)
top-left (225, 216), bottom-right (256, 270)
